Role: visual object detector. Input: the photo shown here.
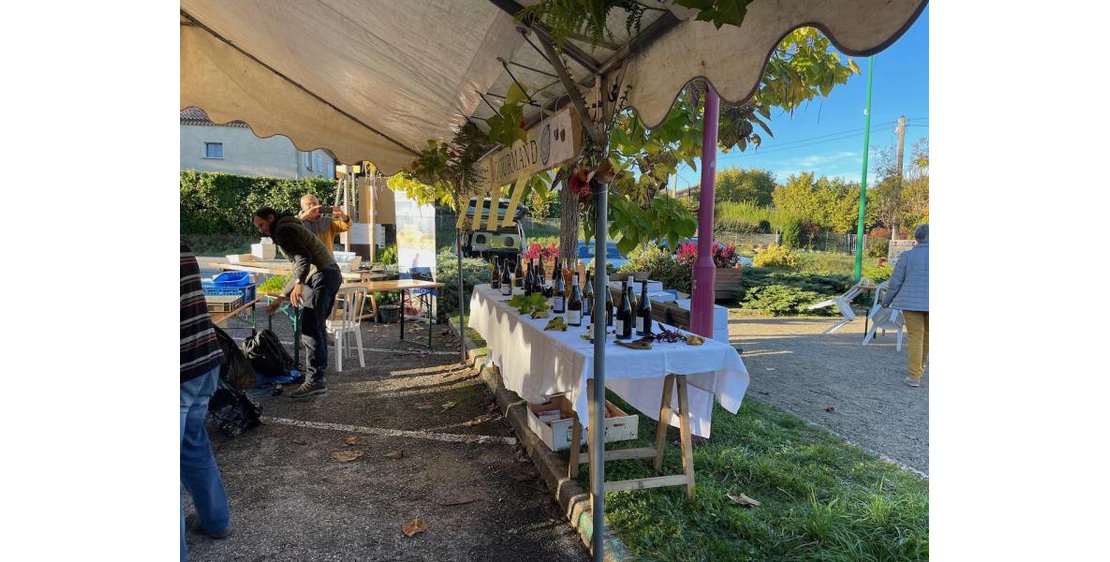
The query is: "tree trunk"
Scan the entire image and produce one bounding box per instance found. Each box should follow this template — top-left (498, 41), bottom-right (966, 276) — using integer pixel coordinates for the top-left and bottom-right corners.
top-left (559, 175), bottom-right (578, 261)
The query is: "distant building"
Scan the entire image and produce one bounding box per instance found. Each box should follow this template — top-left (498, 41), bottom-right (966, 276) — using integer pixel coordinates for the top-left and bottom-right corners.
top-left (180, 107), bottom-right (336, 179)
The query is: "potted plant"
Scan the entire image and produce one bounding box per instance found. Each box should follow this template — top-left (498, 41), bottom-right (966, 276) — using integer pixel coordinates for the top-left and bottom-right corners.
top-left (375, 291), bottom-right (401, 323)
top-left (677, 241), bottom-right (743, 301)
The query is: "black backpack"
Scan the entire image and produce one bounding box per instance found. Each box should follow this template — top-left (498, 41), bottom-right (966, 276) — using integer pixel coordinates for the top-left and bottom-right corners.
top-left (243, 329), bottom-right (294, 377)
top-left (213, 325), bottom-right (257, 390)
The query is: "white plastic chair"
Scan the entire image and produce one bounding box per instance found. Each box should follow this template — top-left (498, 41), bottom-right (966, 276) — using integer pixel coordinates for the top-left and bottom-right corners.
top-left (327, 286), bottom-right (367, 371)
top-left (809, 278), bottom-right (870, 334)
top-left (861, 281), bottom-right (905, 350)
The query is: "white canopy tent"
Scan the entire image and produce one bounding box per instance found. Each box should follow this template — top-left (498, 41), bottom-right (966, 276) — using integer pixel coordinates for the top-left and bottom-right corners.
top-left (180, 1), bottom-right (926, 558)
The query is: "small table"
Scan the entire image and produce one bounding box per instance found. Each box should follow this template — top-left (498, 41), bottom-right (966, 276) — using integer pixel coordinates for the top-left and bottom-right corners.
top-left (345, 279), bottom-right (445, 349)
top-left (209, 296), bottom-right (261, 335)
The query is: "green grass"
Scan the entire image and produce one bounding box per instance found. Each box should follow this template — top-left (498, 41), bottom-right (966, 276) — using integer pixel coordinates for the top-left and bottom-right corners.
top-left (796, 251), bottom-right (858, 276)
top-left (575, 394), bottom-right (929, 561)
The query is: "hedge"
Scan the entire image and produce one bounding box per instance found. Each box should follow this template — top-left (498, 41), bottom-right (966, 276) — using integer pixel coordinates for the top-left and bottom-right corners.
top-left (180, 170), bottom-right (337, 236)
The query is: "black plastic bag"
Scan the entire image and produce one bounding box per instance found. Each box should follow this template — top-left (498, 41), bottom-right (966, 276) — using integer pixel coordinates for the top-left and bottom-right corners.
top-left (207, 377), bottom-right (262, 438)
top-left (213, 326), bottom-right (257, 390)
top-left (243, 329), bottom-right (293, 378)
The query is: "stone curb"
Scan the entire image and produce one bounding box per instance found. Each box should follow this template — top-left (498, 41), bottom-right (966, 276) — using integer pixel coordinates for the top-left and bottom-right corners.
top-left (448, 318), bottom-right (631, 562)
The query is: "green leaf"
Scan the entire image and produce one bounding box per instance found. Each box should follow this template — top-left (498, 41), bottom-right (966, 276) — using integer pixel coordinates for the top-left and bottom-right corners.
top-left (505, 83), bottom-right (528, 107)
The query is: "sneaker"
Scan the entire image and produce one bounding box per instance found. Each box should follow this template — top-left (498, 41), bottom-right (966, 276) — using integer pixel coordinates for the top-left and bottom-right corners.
top-left (289, 381), bottom-right (327, 398)
top-left (185, 513), bottom-right (231, 539)
top-left (903, 377), bottom-right (921, 388)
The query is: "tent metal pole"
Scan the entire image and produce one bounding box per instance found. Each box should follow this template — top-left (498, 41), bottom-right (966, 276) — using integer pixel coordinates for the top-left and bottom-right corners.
top-left (587, 73), bottom-right (610, 562)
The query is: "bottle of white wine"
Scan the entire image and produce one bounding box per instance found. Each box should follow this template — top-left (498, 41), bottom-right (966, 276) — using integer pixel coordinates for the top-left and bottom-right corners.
top-left (500, 259), bottom-right (512, 296)
top-left (566, 276), bottom-right (582, 326)
top-left (513, 255), bottom-right (524, 289)
top-left (490, 257), bottom-right (501, 290)
top-left (552, 259), bottom-right (566, 313)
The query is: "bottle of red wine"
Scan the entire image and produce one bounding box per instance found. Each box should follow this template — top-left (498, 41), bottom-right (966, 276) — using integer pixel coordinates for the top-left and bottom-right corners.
top-left (636, 280), bottom-right (652, 336)
top-left (537, 259), bottom-right (547, 291)
top-left (513, 255), bottom-right (524, 289)
top-left (566, 275), bottom-right (583, 326)
top-left (524, 259), bottom-right (534, 297)
top-left (582, 270), bottom-right (593, 318)
top-left (616, 277), bottom-right (634, 340)
top-left (552, 259), bottom-right (566, 313)
top-left (500, 260), bottom-right (513, 296)
top-left (490, 257), bottom-right (501, 290)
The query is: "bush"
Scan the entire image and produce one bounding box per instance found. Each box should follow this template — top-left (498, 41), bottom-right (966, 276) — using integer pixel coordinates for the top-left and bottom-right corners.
top-left (616, 246), bottom-right (692, 293)
top-left (866, 236), bottom-right (889, 258)
top-left (752, 244), bottom-right (800, 269)
top-left (862, 263), bottom-right (893, 283)
top-left (180, 170), bottom-right (337, 236)
top-left (740, 268), bottom-right (853, 299)
top-left (379, 244), bottom-right (398, 265)
top-left (780, 219), bottom-right (802, 249)
top-left (742, 284), bottom-right (828, 316)
top-left (436, 248), bottom-right (491, 318)
top-left (676, 241), bottom-right (742, 269)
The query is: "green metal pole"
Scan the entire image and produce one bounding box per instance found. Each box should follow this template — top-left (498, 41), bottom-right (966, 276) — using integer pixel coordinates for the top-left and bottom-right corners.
top-left (854, 56), bottom-right (875, 281)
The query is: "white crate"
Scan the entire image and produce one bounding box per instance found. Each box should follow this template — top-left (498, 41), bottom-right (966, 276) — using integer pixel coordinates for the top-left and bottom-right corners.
top-left (609, 279), bottom-right (663, 293)
top-left (525, 396), bottom-right (638, 451)
top-left (251, 243), bottom-right (276, 260)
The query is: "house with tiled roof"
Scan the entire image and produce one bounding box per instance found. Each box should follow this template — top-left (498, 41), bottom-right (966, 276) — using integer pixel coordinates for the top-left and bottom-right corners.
top-left (181, 107), bottom-right (336, 179)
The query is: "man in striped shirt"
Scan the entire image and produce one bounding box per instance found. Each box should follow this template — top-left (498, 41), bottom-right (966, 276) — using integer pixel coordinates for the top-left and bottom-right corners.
top-left (180, 242), bottom-right (230, 560)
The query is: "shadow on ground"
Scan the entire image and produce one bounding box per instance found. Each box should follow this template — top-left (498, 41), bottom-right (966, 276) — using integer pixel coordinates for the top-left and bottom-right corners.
top-left (728, 313), bottom-right (929, 476)
top-left (188, 318), bottom-right (588, 562)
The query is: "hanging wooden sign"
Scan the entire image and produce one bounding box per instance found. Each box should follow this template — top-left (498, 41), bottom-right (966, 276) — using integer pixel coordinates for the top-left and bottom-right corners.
top-left (483, 107), bottom-right (582, 190)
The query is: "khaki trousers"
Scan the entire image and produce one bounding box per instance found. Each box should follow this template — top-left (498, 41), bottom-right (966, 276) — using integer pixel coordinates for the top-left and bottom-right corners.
top-left (902, 310), bottom-right (929, 381)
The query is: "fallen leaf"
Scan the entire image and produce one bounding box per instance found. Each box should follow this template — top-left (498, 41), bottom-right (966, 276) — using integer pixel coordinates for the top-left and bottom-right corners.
top-left (416, 403), bottom-right (435, 410)
top-left (728, 493), bottom-right (761, 508)
top-left (401, 518), bottom-right (428, 537)
top-left (331, 450), bottom-right (364, 462)
top-left (766, 367), bottom-right (776, 371)
top-left (293, 440), bottom-right (309, 445)
top-left (825, 406), bottom-right (836, 413)
top-left (344, 436), bottom-right (360, 446)
top-left (385, 450), bottom-right (404, 460)
top-left (441, 401), bottom-right (457, 411)
top-left (757, 391), bottom-right (771, 396)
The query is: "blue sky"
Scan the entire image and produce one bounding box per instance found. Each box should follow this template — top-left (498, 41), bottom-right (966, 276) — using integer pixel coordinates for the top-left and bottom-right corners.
top-left (673, 5), bottom-right (929, 190)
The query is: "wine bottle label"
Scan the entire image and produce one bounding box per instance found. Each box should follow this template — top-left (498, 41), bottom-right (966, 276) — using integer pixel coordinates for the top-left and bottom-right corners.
top-left (615, 319), bottom-right (624, 335)
top-left (567, 310), bottom-right (581, 325)
top-left (636, 317), bottom-right (645, 332)
top-left (554, 297), bottom-right (565, 310)
top-left (502, 285), bottom-right (512, 296)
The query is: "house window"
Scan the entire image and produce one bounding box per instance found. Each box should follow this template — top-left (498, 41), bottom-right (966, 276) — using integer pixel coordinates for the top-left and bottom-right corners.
top-left (303, 151), bottom-right (313, 170)
top-left (314, 153), bottom-right (323, 176)
top-left (204, 142), bottom-right (223, 159)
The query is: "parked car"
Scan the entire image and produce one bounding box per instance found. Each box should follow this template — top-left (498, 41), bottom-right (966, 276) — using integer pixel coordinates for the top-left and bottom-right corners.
top-left (460, 197), bottom-right (526, 260)
top-left (577, 240), bottom-right (629, 271)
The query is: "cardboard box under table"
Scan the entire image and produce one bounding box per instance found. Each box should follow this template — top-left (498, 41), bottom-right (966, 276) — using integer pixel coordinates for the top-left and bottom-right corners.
top-left (526, 395), bottom-right (637, 451)
top-left (468, 284), bottom-right (751, 497)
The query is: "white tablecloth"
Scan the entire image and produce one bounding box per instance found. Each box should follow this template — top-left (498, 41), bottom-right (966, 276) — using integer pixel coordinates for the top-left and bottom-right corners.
top-left (468, 285), bottom-right (750, 437)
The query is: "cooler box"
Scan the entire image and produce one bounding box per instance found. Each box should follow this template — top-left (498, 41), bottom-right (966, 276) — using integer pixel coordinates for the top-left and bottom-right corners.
top-left (674, 298), bottom-right (729, 344)
top-left (251, 242), bottom-right (276, 260)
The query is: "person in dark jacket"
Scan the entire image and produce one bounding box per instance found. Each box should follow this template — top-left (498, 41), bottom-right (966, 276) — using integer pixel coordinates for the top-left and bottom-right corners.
top-left (180, 242), bottom-right (230, 560)
top-left (252, 207), bottom-right (343, 398)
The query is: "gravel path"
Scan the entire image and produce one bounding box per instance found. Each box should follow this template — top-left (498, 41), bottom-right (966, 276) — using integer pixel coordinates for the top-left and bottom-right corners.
top-left (187, 318), bottom-right (588, 562)
top-left (728, 312), bottom-right (929, 476)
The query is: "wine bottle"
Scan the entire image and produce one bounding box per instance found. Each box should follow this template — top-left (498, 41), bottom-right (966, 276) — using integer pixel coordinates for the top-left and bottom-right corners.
top-left (636, 280), bottom-right (652, 336)
top-left (552, 259), bottom-right (567, 313)
top-left (490, 257), bottom-right (501, 290)
top-left (582, 270), bottom-right (593, 318)
top-left (616, 278), bottom-right (633, 340)
top-left (514, 255), bottom-right (524, 289)
top-left (523, 259), bottom-right (534, 297)
top-left (566, 275), bottom-right (582, 326)
top-left (500, 260), bottom-right (512, 296)
top-left (537, 259), bottom-right (547, 290)
top-left (604, 278), bottom-right (614, 327)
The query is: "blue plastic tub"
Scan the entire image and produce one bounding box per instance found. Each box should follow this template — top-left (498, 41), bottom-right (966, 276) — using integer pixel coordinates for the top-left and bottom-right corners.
top-left (202, 281), bottom-right (256, 303)
top-left (213, 271), bottom-right (252, 287)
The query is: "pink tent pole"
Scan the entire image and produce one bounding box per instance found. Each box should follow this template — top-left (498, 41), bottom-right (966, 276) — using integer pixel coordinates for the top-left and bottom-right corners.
top-left (690, 86), bottom-right (719, 337)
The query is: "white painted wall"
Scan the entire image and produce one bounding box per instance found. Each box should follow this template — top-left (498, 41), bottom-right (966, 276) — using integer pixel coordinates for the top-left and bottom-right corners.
top-left (181, 124), bottom-right (335, 179)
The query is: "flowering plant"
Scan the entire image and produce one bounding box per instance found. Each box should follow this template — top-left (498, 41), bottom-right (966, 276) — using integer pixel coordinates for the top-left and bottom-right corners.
top-left (676, 241), bottom-right (741, 268)
top-left (523, 242), bottom-right (559, 261)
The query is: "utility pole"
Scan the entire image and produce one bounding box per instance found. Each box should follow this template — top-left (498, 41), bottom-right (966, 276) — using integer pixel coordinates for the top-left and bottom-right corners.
top-left (892, 115), bottom-right (906, 239)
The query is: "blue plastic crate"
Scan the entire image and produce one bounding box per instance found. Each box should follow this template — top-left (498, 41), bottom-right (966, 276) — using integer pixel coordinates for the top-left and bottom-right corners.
top-left (202, 282), bottom-right (256, 303)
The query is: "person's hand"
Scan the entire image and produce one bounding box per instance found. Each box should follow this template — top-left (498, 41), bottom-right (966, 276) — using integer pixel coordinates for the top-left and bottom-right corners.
top-left (266, 296), bottom-right (285, 316)
top-left (289, 283), bottom-right (306, 307)
top-left (332, 206), bottom-right (348, 220)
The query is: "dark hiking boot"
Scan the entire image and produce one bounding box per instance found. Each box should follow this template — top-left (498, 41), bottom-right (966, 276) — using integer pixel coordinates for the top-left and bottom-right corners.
top-left (289, 381), bottom-right (327, 398)
top-left (185, 513), bottom-right (231, 539)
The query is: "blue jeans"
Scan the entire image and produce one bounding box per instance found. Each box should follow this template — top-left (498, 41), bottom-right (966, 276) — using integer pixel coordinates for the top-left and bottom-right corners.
top-left (181, 366), bottom-right (230, 561)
